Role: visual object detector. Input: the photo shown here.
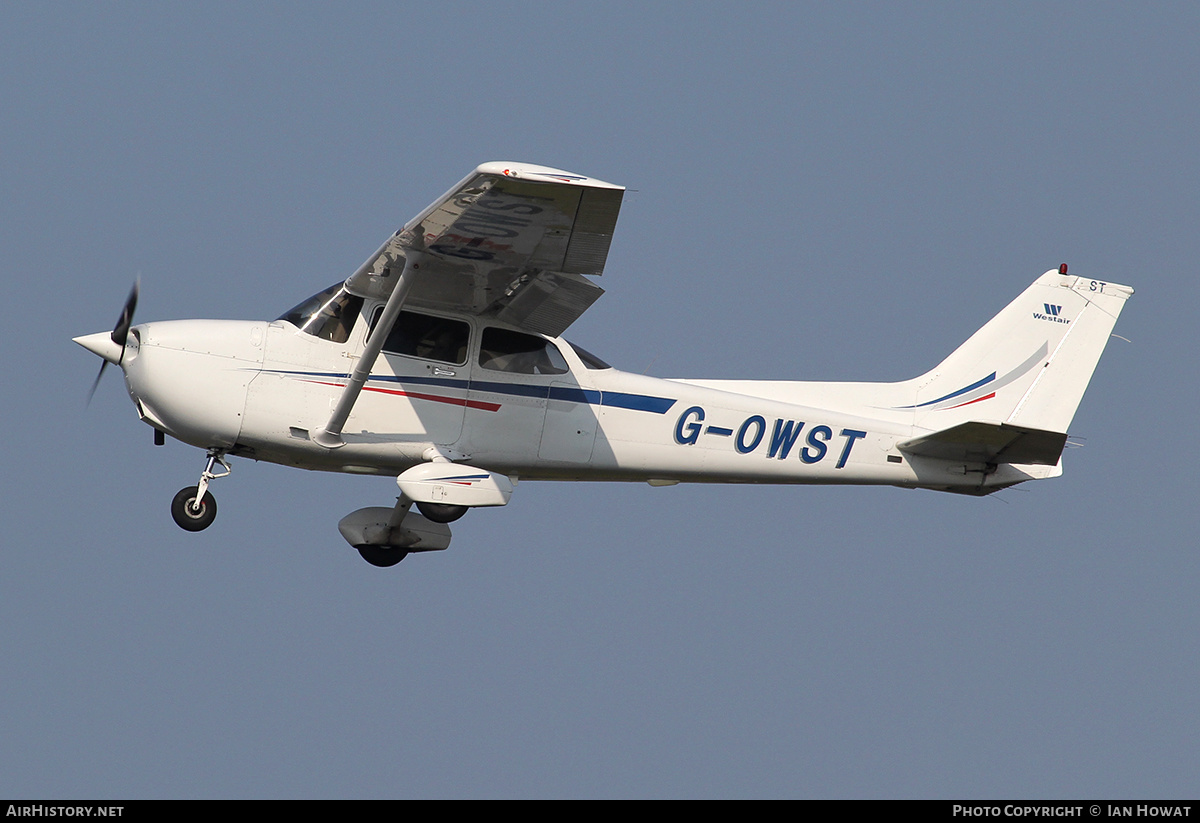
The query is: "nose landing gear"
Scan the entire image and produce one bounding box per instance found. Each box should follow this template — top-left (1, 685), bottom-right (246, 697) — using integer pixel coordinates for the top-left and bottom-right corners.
top-left (170, 450), bottom-right (229, 532)
top-left (171, 486), bottom-right (217, 531)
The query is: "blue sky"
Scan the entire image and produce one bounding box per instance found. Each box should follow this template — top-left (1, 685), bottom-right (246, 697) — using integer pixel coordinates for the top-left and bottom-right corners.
top-left (2, 3), bottom-right (1196, 798)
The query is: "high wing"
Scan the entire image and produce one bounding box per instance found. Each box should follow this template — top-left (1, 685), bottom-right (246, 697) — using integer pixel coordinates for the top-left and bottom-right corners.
top-left (315, 162), bottom-right (623, 448)
top-left (344, 162), bottom-right (624, 338)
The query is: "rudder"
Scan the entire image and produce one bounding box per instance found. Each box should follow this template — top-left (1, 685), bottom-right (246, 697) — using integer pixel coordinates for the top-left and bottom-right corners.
top-left (908, 267), bottom-right (1132, 435)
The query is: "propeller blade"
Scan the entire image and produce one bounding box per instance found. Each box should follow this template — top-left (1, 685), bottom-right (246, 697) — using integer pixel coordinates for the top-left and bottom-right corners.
top-left (111, 280), bottom-right (139, 349)
top-left (82, 279), bottom-right (139, 405)
top-left (86, 361), bottom-right (108, 407)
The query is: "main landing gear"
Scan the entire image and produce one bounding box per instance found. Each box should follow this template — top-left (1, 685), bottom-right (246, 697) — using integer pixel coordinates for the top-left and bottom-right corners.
top-left (170, 450), bottom-right (229, 532)
top-left (356, 544), bottom-right (408, 567)
top-left (414, 501), bottom-right (468, 523)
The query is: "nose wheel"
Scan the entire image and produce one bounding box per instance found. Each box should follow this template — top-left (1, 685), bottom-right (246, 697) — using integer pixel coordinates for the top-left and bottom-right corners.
top-left (170, 450), bottom-right (229, 532)
top-left (171, 486), bottom-right (217, 531)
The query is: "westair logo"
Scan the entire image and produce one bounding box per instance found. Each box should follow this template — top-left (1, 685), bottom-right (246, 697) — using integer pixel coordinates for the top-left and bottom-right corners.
top-left (1034, 303), bottom-right (1070, 324)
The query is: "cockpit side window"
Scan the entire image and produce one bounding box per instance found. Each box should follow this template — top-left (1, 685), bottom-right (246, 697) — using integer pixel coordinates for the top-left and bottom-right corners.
top-left (277, 283), bottom-right (364, 344)
top-left (371, 309), bottom-right (470, 365)
top-left (479, 328), bottom-right (569, 375)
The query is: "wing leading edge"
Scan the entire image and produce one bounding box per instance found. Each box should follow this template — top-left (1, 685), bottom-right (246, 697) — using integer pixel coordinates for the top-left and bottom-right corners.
top-left (344, 162), bottom-right (625, 337)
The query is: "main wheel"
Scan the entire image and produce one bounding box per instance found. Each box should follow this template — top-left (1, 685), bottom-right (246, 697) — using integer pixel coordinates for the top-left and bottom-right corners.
top-left (356, 545), bottom-right (408, 567)
top-left (416, 501), bottom-right (468, 523)
top-left (171, 486), bottom-right (217, 532)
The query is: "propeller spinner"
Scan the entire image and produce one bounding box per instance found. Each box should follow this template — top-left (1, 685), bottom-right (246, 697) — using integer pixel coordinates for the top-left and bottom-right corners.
top-left (76, 281), bottom-right (139, 404)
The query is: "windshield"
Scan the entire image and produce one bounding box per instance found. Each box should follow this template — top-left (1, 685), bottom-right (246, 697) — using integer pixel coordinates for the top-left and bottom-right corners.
top-left (277, 283), bottom-right (364, 344)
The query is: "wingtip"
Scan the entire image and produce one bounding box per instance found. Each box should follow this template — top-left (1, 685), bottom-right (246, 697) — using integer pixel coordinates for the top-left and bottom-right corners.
top-left (475, 161), bottom-right (623, 190)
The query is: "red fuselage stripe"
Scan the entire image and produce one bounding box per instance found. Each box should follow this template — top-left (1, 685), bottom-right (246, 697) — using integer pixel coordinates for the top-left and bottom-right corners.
top-left (948, 392), bottom-right (996, 409)
top-left (305, 380), bottom-right (502, 412)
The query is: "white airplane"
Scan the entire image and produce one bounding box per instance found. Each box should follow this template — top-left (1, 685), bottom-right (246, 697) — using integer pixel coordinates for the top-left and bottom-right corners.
top-left (75, 162), bottom-right (1133, 567)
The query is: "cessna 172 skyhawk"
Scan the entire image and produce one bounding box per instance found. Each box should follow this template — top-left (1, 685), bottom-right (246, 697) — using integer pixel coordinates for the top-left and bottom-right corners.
top-left (75, 162), bottom-right (1132, 567)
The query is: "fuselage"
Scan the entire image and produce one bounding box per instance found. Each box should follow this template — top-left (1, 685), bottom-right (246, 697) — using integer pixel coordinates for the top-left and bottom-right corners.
top-left (110, 295), bottom-right (1046, 495)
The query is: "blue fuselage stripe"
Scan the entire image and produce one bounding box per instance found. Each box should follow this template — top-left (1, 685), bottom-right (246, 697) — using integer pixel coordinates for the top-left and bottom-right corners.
top-left (267, 370), bottom-right (675, 414)
top-left (918, 372), bottom-right (996, 407)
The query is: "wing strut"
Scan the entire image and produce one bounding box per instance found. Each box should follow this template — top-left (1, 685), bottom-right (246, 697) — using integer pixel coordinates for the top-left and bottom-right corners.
top-left (313, 253), bottom-right (424, 449)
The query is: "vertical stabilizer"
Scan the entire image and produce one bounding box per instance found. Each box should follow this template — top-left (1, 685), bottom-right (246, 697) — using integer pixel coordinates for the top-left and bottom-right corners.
top-left (908, 269), bottom-right (1132, 434)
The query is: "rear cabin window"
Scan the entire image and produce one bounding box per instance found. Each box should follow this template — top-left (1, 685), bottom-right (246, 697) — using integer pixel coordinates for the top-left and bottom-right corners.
top-left (567, 340), bottom-right (612, 370)
top-left (371, 309), bottom-right (470, 365)
top-left (278, 283), bottom-right (364, 344)
top-left (478, 328), bottom-right (569, 375)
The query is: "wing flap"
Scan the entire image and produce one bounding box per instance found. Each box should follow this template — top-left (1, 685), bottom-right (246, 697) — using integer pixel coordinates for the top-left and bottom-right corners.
top-left (897, 421), bottom-right (1068, 466)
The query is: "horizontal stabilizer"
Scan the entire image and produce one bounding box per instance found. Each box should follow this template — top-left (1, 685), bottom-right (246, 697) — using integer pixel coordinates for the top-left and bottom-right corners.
top-left (897, 421), bottom-right (1068, 466)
